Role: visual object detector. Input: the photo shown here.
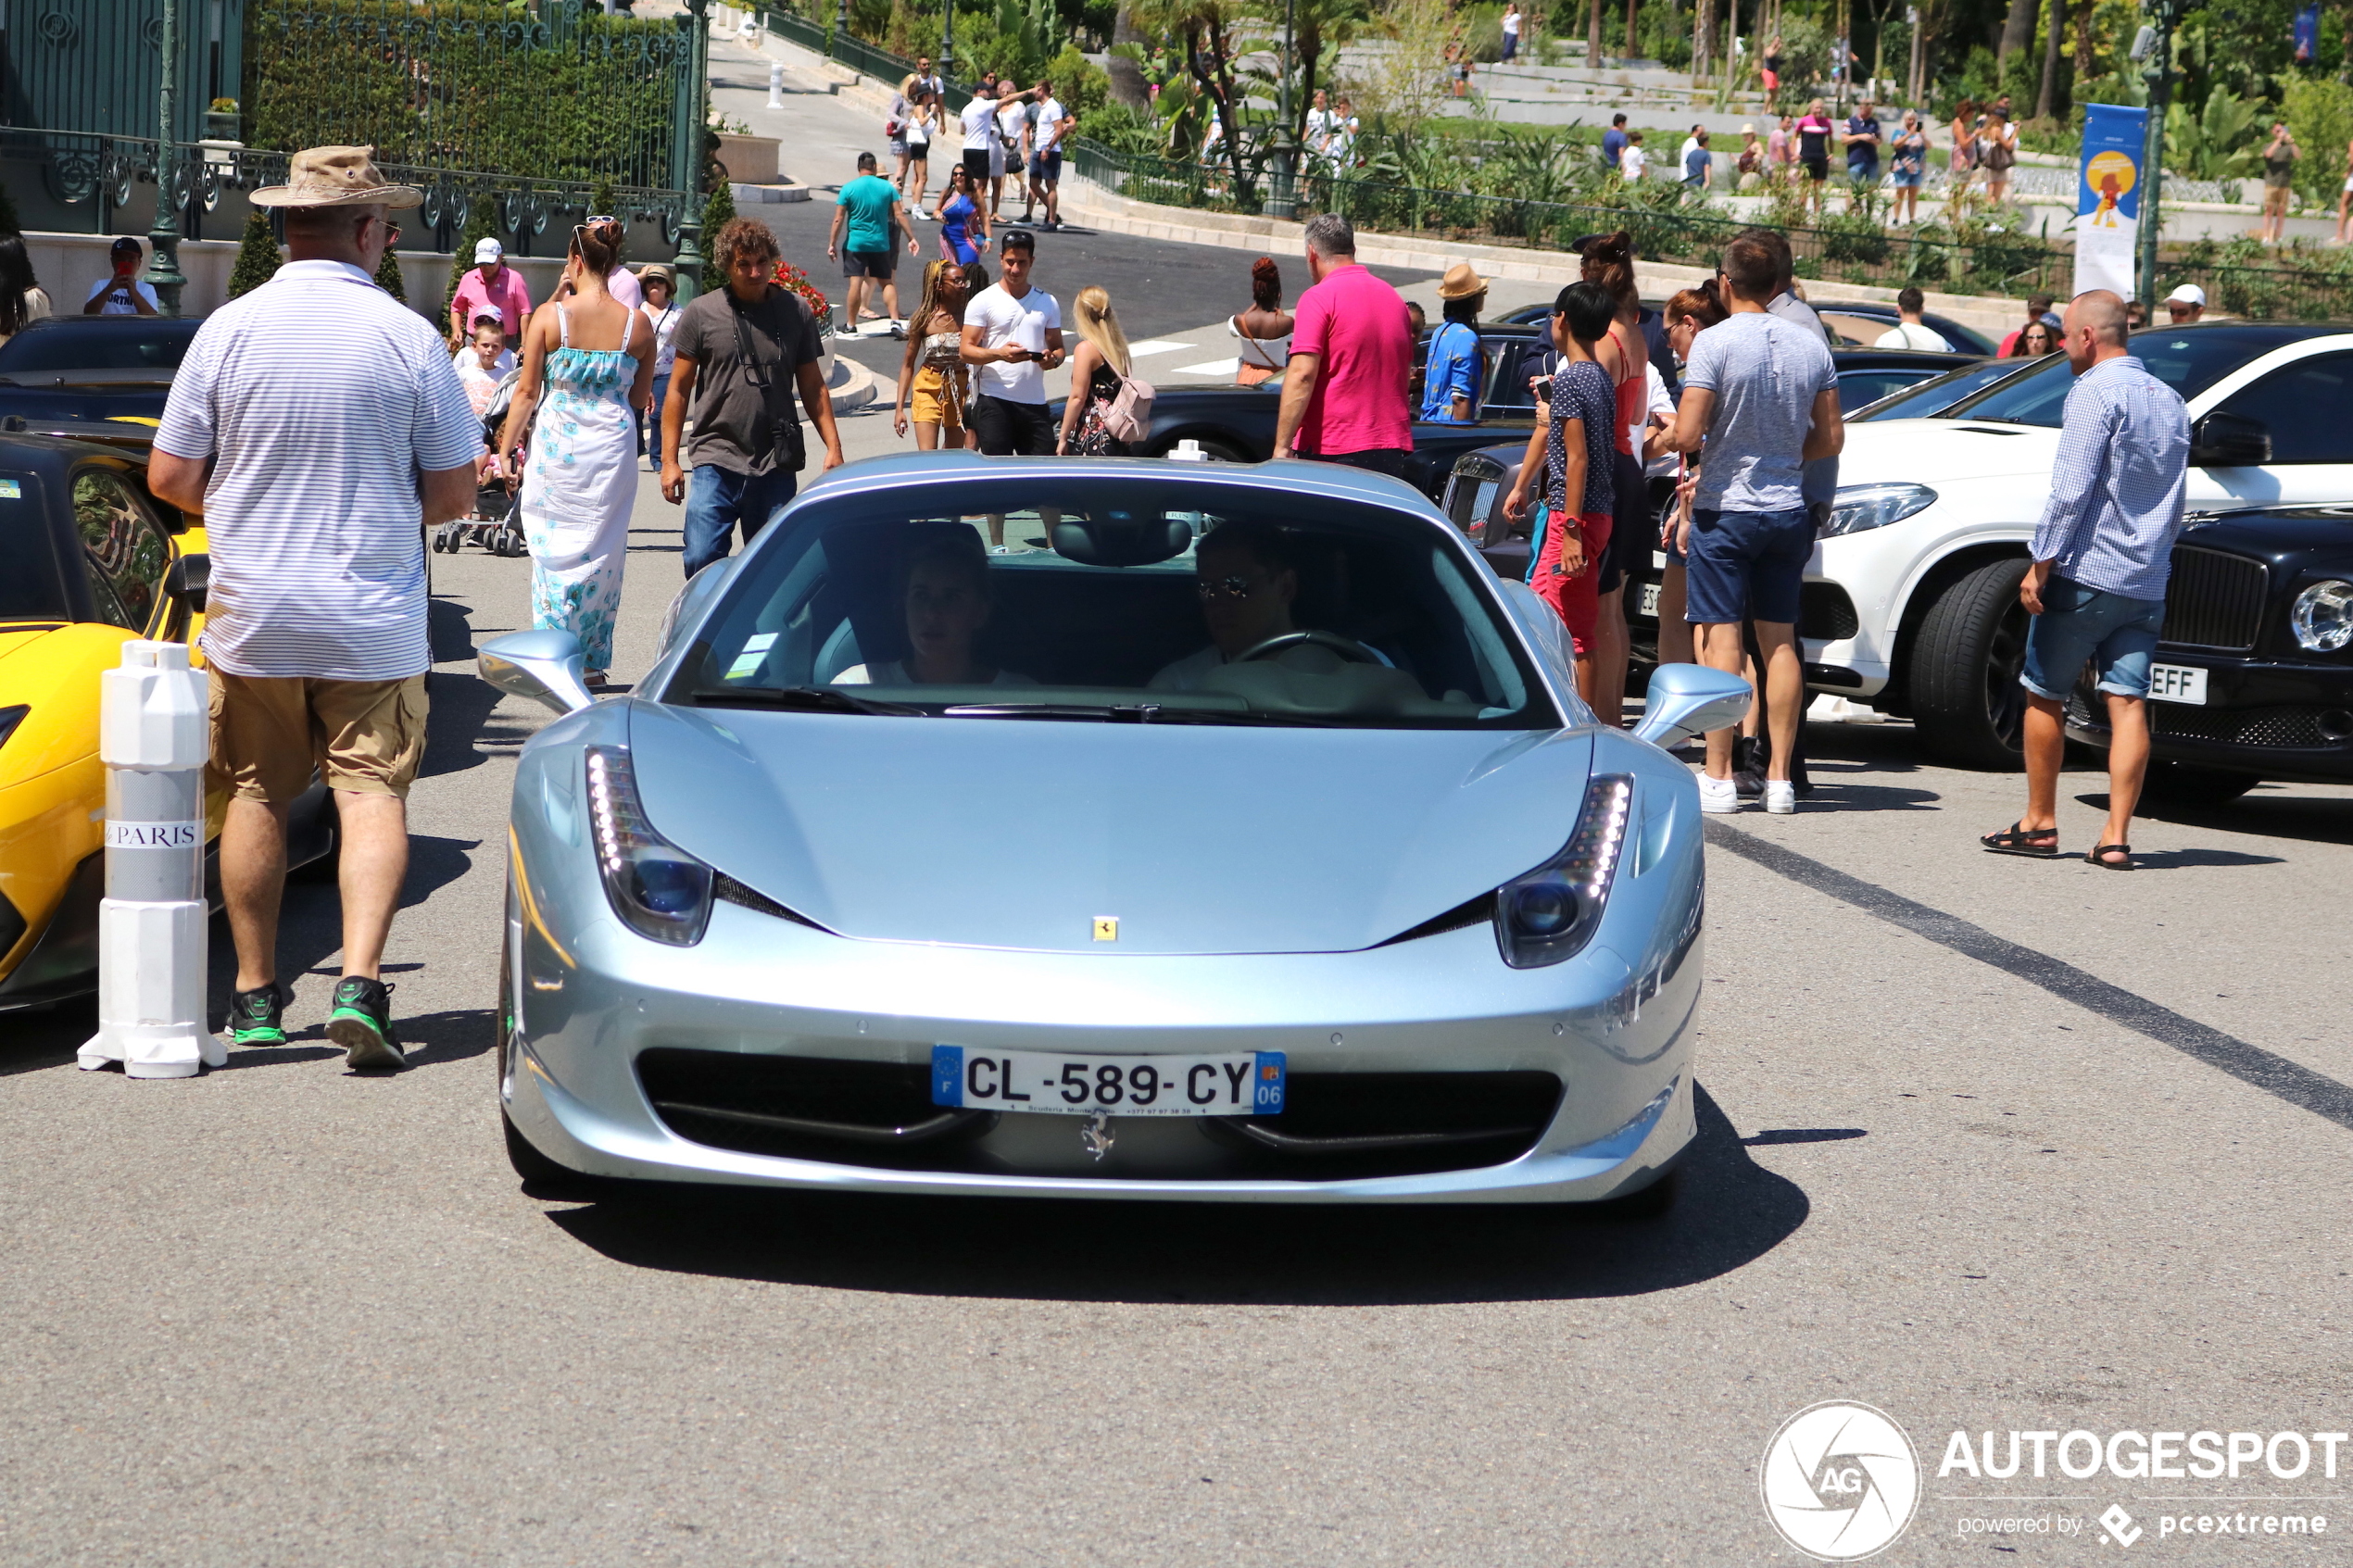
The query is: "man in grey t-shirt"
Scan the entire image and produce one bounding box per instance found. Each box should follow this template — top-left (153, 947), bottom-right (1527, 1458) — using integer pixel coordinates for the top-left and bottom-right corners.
top-left (1656, 232), bottom-right (1843, 817)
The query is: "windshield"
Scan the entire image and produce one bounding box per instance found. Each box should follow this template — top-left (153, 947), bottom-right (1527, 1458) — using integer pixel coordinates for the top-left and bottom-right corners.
top-left (0, 470), bottom-right (71, 620)
top-left (1850, 358), bottom-right (2029, 420)
top-left (0, 320), bottom-right (200, 374)
top-left (669, 477), bottom-right (1559, 730)
top-left (1940, 326), bottom-right (2323, 428)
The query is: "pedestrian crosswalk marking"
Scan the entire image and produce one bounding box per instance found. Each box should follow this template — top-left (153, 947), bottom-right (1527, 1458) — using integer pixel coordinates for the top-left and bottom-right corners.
top-left (1124, 339), bottom-right (1190, 358)
top-left (1172, 357), bottom-right (1240, 377)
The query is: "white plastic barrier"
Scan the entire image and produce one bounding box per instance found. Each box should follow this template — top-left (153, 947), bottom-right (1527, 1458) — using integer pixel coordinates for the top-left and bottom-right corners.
top-left (77, 641), bottom-right (226, 1079)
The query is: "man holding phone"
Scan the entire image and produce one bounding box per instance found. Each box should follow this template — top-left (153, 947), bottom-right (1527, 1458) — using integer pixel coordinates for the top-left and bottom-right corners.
top-left (960, 229), bottom-right (1063, 456)
top-left (85, 236), bottom-right (159, 316)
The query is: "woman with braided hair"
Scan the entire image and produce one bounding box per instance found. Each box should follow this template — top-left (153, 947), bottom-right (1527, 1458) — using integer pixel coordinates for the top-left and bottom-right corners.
top-left (1227, 256), bottom-right (1294, 387)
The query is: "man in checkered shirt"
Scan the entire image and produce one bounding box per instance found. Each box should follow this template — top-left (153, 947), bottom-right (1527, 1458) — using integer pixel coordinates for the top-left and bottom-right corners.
top-left (1982, 289), bottom-right (2189, 872)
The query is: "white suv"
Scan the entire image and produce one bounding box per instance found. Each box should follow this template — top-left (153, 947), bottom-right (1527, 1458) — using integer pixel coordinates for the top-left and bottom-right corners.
top-left (1813, 323), bottom-right (2353, 767)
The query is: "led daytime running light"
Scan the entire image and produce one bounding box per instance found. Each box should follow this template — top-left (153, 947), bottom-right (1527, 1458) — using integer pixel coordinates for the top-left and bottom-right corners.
top-left (584, 745), bottom-right (713, 946)
top-left (1494, 773), bottom-right (1635, 969)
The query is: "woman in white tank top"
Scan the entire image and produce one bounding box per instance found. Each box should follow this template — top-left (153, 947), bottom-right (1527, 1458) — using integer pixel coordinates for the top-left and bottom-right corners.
top-left (1228, 256), bottom-right (1295, 387)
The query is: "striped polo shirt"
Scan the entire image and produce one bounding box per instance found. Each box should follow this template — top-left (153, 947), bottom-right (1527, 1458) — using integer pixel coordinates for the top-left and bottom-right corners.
top-left (156, 260), bottom-right (480, 680)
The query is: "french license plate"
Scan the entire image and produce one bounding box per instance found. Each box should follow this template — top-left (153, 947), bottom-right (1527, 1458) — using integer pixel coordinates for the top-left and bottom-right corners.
top-left (1638, 582), bottom-right (1661, 619)
top-left (2147, 663), bottom-right (2208, 705)
top-left (930, 1046), bottom-right (1285, 1117)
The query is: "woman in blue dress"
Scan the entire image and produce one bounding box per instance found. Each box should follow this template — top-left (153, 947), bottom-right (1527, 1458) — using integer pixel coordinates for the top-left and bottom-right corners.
top-left (936, 164), bottom-right (990, 267)
top-left (496, 219), bottom-right (654, 687)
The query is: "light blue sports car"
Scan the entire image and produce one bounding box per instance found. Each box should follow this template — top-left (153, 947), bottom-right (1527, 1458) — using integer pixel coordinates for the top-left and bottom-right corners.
top-left (480, 455), bottom-right (1748, 1204)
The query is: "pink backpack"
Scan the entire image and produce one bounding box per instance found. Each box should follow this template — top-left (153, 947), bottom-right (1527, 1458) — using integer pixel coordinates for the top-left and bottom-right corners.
top-left (1101, 371), bottom-right (1155, 445)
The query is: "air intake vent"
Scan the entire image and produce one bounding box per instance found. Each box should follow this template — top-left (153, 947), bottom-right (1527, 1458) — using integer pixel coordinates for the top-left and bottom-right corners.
top-left (714, 873), bottom-right (828, 930)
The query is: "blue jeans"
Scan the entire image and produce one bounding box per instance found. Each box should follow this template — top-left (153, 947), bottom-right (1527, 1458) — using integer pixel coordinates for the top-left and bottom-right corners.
top-left (641, 372), bottom-right (671, 467)
top-left (683, 464), bottom-right (798, 579)
top-left (2020, 576), bottom-right (2166, 700)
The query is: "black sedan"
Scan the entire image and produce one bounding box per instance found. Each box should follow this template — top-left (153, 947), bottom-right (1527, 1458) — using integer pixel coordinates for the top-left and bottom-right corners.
top-left (2064, 508), bottom-right (2353, 801)
top-left (1496, 297), bottom-right (1996, 357)
top-left (0, 316), bottom-right (200, 423)
top-left (1057, 325), bottom-right (1546, 499)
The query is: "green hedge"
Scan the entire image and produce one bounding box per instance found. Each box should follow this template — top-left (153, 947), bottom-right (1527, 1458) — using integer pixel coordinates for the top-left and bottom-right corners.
top-left (247, 0), bottom-right (688, 188)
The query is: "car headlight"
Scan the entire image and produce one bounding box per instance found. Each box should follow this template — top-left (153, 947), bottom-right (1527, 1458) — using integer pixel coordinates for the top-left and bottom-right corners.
top-left (1493, 773), bottom-right (1633, 969)
top-left (1821, 482), bottom-right (1939, 537)
top-left (585, 746), bottom-right (713, 945)
top-left (2291, 579), bottom-right (2353, 653)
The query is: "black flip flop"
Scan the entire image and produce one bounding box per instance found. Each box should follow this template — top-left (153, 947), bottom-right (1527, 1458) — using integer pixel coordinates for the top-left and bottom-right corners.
top-left (2085, 843), bottom-right (2135, 871)
top-left (1981, 821), bottom-right (2061, 859)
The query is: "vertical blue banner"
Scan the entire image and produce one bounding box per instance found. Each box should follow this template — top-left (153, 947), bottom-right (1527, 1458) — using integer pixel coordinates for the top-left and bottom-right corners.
top-left (2296, 4), bottom-right (2321, 63)
top-left (2075, 103), bottom-right (2148, 300)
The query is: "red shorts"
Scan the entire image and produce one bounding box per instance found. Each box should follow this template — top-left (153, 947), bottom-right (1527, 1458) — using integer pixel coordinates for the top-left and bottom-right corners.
top-left (1534, 509), bottom-right (1614, 656)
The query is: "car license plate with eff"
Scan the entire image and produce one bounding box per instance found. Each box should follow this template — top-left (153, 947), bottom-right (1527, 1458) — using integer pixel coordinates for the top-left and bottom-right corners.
top-left (2147, 663), bottom-right (2208, 705)
top-left (931, 1047), bottom-right (1285, 1117)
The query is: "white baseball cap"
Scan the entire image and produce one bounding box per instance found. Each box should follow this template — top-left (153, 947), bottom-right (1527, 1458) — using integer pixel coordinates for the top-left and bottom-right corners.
top-left (474, 237), bottom-right (504, 264)
top-left (2166, 282), bottom-right (2206, 306)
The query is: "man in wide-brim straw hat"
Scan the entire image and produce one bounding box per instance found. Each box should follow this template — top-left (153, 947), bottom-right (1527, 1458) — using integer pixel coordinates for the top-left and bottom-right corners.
top-left (146, 145), bottom-right (479, 1073)
top-left (1420, 261), bottom-right (1490, 422)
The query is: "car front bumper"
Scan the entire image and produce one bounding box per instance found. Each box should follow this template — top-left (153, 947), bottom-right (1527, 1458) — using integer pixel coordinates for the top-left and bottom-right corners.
top-left (501, 813), bottom-right (1705, 1205)
top-left (2065, 653), bottom-right (2353, 782)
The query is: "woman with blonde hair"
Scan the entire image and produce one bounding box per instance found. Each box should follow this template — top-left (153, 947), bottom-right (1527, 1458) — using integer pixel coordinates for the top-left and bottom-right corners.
top-left (1057, 284), bottom-right (1136, 456)
top-left (895, 258), bottom-right (975, 450)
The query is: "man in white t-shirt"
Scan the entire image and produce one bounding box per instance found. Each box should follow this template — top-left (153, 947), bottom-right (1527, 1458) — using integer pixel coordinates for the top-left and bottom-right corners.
top-left (960, 88), bottom-right (1000, 199)
top-left (959, 228), bottom-right (1063, 456)
top-left (85, 236), bottom-right (159, 315)
top-left (1026, 79), bottom-right (1076, 230)
top-left (1874, 285), bottom-right (1951, 351)
top-left (991, 82), bottom-right (1028, 221)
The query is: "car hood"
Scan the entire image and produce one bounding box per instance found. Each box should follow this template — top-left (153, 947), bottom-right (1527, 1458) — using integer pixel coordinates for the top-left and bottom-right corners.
top-left (625, 700), bottom-right (1594, 955)
top-left (1839, 417), bottom-right (2060, 484)
top-left (2180, 509), bottom-right (2353, 560)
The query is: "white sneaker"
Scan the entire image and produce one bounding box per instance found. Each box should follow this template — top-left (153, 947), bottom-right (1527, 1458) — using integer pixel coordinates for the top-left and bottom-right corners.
top-left (1698, 775), bottom-right (1741, 814)
top-left (1764, 780), bottom-right (1796, 814)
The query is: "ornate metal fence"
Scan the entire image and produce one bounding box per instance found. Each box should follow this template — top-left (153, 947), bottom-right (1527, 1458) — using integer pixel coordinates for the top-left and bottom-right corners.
top-left (1, 0), bottom-right (235, 144)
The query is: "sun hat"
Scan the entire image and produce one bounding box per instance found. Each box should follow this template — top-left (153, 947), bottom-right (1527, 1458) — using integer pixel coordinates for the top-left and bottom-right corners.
top-left (2166, 282), bottom-right (2207, 306)
top-left (638, 262), bottom-right (676, 289)
top-left (474, 237), bottom-right (504, 264)
top-left (251, 144), bottom-right (422, 209)
top-left (1437, 262), bottom-right (1490, 300)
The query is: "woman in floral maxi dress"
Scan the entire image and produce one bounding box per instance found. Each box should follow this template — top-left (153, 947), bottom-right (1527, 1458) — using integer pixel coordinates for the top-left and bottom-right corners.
top-left (497, 219), bottom-right (654, 686)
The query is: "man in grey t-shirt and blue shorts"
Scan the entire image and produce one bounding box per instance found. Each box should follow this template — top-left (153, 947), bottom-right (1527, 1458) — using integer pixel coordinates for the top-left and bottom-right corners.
top-left (1655, 232), bottom-right (1843, 817)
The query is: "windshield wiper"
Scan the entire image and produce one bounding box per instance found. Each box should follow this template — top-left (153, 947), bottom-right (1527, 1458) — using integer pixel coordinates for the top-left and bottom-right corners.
top-left (686, 685), bottom-right (925, 716)
top-left (941, 701), bottom-right (1343, 726)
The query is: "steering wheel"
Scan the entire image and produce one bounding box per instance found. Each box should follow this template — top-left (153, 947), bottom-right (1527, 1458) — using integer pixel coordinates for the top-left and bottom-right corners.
top-left (1232, 629), bottom-right (1385, 666)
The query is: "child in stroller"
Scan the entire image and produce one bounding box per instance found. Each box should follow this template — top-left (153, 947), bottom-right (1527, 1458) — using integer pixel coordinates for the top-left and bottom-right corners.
top-left (434, 317), bottom-right (530, 556)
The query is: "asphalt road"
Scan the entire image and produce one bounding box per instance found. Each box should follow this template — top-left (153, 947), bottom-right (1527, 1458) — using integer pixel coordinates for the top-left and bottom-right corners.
top-left (7, 66), bottom-right (2353, 1568)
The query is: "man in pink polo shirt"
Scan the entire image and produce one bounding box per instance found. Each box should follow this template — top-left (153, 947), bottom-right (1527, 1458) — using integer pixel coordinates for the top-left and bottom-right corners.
top-left (1274, 213), bottom-right (1415, 477)
top-left (447, 236), bottom-right (534, 348)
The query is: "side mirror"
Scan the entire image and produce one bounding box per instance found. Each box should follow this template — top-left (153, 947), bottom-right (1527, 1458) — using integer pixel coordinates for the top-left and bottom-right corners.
top-left (1633, 662), bottom-right (1755, 749)
top-left (2191, 411), bottom-right (2271, 468)
top-left (479, 630), bottom-right (594, 715)
top-left (656, 556), bottom-right (736, 657)
top-left (163, 553), bottom-right (208, 613)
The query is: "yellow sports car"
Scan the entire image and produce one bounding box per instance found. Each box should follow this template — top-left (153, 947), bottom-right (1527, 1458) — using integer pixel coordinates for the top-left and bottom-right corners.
top-left (0, 429), bottom-right (333, 1011)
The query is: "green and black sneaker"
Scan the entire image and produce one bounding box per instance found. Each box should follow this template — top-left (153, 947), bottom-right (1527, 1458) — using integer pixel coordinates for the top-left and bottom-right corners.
top-left (227, 982), bottom-right (291, 1047)
top-left (326, 977), bottom-right (408, 1072)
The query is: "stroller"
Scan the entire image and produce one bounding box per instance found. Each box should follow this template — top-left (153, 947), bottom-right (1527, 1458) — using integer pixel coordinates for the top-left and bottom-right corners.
top-left (433, 368), bottom-right (530, 558)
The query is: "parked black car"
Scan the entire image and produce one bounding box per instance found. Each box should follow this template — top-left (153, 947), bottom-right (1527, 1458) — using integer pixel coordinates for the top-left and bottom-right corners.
top-left (1847, 355), bottom-right (2036, 421)
top-left (1056, 325), bottom-right (1544, 499)
top-left (1496, 297), bottom-right (1997, 356)
top-left (0, 317), bottom-right (200, 423)
top-left (2064, 507), bottom-right (2353, 800)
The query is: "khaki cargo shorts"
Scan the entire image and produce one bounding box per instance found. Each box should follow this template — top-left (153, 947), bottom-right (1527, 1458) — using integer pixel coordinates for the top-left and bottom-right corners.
top-left (208, 671), bottom-right (430, 807)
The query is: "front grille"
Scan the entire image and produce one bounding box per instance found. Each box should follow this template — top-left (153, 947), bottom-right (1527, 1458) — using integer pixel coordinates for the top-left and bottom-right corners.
top-left (2161, 546), bottom-right (2268, 651)
top-left (2154, 704), bottom-right (2351, 748)
top-left (639, 1048), bottom-right (1562, 1182)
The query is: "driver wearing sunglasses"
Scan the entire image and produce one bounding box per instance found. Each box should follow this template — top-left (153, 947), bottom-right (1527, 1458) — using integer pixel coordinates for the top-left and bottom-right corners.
top-left (1149, 522), bottom-right (1302, 692)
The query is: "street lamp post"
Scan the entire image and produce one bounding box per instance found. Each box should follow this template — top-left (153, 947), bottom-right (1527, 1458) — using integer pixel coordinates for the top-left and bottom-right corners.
top-left (674, 0), bottom-right (713, 303)
top-left (940, 0), bottom-right (954, 86)
top-left (2134, 0), bottom-right (2177, 319)
top-left (145, 0), bottom-right (188, 316)
top-left (1262, 0), bottom-right (1298, 219)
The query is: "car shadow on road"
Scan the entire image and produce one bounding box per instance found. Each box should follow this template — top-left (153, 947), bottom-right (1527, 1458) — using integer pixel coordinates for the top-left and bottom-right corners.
top-left (2084, 788), bottom-right (2353, 847)
top-left (540, 1083), bottom-right (1811, 1305)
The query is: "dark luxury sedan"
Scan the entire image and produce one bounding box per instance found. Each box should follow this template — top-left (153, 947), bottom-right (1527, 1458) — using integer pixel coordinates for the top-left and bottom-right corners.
top-left (0, 317), bottom-right (199, 424)
top-left (2066, 508), bottom-right (2353, 801)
